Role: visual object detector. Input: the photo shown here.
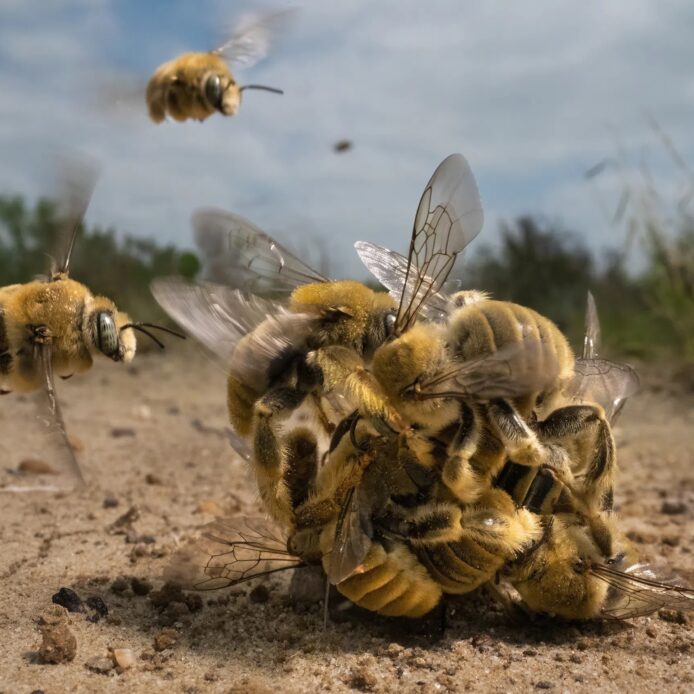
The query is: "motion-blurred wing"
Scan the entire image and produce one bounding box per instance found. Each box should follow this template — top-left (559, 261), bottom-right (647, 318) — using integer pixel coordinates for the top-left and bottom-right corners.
top-left (583, 291), bottom-right (601, 359)
top-left (150, 277), bottom-right (284, 364)
top-left (166, 516), bottom-right (303, 591)
top-left (354, 241), bottom-right (451, 322)
top-left (193, 208), bottom-right (328, 293)
top-left (395, 154), bottom-right (484, 332)
top-left (568, 359), bottom-right (640, 423)
top-left (328, 485), bottom-right (372, 585)
top-left (213, 9), bottom-right (295, 67)
top-left (52, 156), bottom-right (99, 276)
top-left (0, 344), bottom-right (84, 492)
top-left (594, 563), bottom-right (694, 620)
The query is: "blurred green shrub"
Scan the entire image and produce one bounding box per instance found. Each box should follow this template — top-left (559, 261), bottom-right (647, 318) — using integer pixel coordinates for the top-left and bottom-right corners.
top-left (0, 194), bottom-right (198, 323)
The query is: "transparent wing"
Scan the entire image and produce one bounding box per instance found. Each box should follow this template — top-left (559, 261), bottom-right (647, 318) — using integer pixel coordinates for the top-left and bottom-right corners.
top-left (0, 344), bottom-right (84, 493)
top-left (52, 156), bottom-right (99, 276)
top-left (354, 241), bottom-right (451, 322)
top-left (328, 485), bottom-right (372, 585)
top-left (395, 154), bottom-right (484, 332)
top-left (212, 9), bottom-right (295, 67)
top-left (418, 338), bottom-right (561, 402)
top-left (593, 563), bottom-right (694, 620)
top-left (583, 291), bottom-right (601, 359)
top-left (193, 208), bottom-right (328, 293)
top-left (150, 277), bottom-right (285, 364)
top-left (165, 516), bottom-right (303, 591)
top-left (568, 359), bottom-right (640, 423)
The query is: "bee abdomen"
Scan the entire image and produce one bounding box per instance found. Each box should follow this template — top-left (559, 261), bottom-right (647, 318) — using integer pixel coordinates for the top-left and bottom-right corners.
top-left (336, 542), bottom-right (442, 618)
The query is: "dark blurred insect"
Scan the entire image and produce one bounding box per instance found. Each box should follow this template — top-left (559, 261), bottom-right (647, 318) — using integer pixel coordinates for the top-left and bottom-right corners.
top-left (333, 140), bottom-right (353, 153)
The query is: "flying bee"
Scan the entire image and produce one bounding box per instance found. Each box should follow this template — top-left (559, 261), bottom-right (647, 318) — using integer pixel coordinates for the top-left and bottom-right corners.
top-left (152, 153), bottom-right (483, 525)
top-left (0, 161), bottom-right (183, 491)
top-left (146, 10), bottom-right (288, 123)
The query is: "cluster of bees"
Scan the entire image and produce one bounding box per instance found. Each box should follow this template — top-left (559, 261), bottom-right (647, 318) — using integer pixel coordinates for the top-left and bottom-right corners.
top-left (154, 154), bottom-right (692, 623)
top-left (1, 11), bottom-right (692, 625)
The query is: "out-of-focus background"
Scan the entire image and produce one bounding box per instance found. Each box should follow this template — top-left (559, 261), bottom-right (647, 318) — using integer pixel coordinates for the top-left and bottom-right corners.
top-left (1, 0), bottom-right (693, 359)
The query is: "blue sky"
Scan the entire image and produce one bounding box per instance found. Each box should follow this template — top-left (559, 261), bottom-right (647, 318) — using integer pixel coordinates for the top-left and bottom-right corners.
top-left (0, 0), bottom-right (693, 278)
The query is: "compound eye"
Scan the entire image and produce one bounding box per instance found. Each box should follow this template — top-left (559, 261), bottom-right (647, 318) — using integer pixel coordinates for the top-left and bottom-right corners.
top-left (384, 312), bottom-right (396, 336)
top-left (96, 312), bottom-right (119, 358)
top-left (205, 74), bottom-right (223, 109)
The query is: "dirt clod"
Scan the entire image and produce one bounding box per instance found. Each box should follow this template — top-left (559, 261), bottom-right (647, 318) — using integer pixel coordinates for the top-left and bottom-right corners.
top-left (131, 577), bottom-right (153, 595)
top-left (37, 605), bottom-right (77, 664)
top-left (153, 628), bottom-right (178, 652)
top-left (111, 427), bottom-right (136, 438)
top-left (145, 473), bottom-right (162, 485)
top-left (52, 587), bottom-right (83, 613)
top-left (18, 459), bottom-right (58, 475)
top-left (149, 582), bottom-right (186, 609)
top-left (85, 656), bottom-right (115, 674)
top-left (659, 609), bottom-right (688, 625)
top-left (660, 500), bottom-right (689, 515)
top-left (103, 495), bottom-right (119, 509)
top-left (85, 596), bottom-right (108, 621)
top-left (347, 666), bottom-right (377, 691)
top-left (110, 576), bottom-right (130, 594)
top-left (249, 584), bottom-right (270, 604)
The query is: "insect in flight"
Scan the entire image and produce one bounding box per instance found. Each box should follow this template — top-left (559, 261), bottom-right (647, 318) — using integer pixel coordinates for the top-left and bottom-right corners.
top-left (146, 10), bottom-right (290, 123)
top-left (0, 160), bottom-right (184, 492)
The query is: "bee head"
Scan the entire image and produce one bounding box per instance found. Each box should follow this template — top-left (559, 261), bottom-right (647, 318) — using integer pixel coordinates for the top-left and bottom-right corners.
top-left (290, 281), bottom-right (396, 354)
top-left (204, 72), bottom-right (241, 116)
top-left (87, 298), bottom-right (136, 363)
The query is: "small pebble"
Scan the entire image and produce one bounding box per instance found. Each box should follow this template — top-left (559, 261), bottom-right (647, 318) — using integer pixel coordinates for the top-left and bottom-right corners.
top-left (85, 656), bottom-right (115, 674)
top-left (67, 434), bottom-right (84, 452)
top-left (112, 648), bottom-right (135, 670)
top-left (535, 683), bottom-right (554, 690)
top-left (145, 473), bottom-right (162, 485)
top-left (249, 585), bottom-right (270, 604)
top-left (85, 596), bottom-right (108, 621)
top-left (131, 577), bottom-right (153, 596)
top-left (347, 666), bottom-right (377, 691)
top-left (661, 500), bottom-right (688, 515)
top-left (111, 427), bottom-right (136, 438)
top-left (153, 628), bottom-right (178, 652)
top-left (110, 577), bottom-right (130, 594)
top-left (19, 459), bottom-right (57, 475)
top-left (103, 495), bottom-right (119, 509)
top-left (646, 626), bottom-right (657, 638)
top-left (52, 587), bottom-right (83, 613)
top-left (196, 499), bottom-right (224, 516)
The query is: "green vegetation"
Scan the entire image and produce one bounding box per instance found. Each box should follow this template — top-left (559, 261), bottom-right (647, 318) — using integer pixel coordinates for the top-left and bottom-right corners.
top-left (0, 195), bottom-right (199, 322)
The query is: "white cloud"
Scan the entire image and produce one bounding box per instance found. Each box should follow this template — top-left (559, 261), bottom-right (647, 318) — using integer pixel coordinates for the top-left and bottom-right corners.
top-left (0, 0), bottom-right (693, 280)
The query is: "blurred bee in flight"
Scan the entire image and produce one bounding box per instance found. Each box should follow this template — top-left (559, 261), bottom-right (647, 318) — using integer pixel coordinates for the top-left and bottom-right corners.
top-left (0, 159), bottom-right (184, 492)
top-left (146, 10), bottom-right (290, 123)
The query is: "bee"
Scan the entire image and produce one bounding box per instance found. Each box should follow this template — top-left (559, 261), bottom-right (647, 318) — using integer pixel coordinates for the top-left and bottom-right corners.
top-left (0, 162), bottom-right (183, 491)
top-left (152, 153), bottom-right (483, 526)
top-left (146, 11), bottom-right (288, 123)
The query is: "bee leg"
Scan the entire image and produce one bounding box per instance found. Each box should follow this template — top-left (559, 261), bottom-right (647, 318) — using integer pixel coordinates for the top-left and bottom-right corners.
top-left (535, 405), bottom-right (616, 512)
top-left (440, 402), bottom-right (484, 504)
top-left (307, 346), bottom-right (404, 431)
top-left (311, 393), bottom-right (335, 435)
top-left (486, 399), bottom-right (573, 480)
top-left (383, 501), bottom-right (465, 544)
top-left (252, 385), bottom-right (311, 525)
top-left (283, 427), bottom-right (319, 511)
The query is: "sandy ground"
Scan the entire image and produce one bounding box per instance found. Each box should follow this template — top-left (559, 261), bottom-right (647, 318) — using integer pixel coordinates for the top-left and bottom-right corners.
top-left (0, 345), bottom-right (692, 694)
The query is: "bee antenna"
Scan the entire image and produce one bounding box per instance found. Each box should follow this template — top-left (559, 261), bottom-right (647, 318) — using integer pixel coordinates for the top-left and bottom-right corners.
top-left (120, 322), bottom-right (186, 349)
top-left (239, 84), bottom-right (284, 95)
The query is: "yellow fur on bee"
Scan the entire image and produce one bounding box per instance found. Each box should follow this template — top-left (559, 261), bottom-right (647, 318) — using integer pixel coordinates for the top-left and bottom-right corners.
top-left (226, 374), bottom-right (259, 436)
top-left (510, 514), bottom-right (619, 620)
top-left (146, 52), bottom-right (239, 123)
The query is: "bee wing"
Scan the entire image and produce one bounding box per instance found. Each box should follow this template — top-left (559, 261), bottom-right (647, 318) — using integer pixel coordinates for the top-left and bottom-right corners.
top-left (0, 344), bottom-right (84, 492)
top-left (166, 516), bottom-right (304, 591)
top-left (212, 9), bottom-right (295, 67)
top-left (583, 291), bottom-right (601, 359)
top-left (52, 156), bottom-right (99, 276)
top-left (328, 485), bottom-right (373, 585)
top-left (193, 208), bottom-right (329, 293)
top-left (354, 241), bottom-right (452, 322)
top-left (568, 359), bottom-right (640, 423)
top-left (592, 562), bottom-right (694, 620)
top-left (150, 277), bottom-right (286, 364)
top-left (394, 154), bottom-right (484, 332)
top-left (421, 338), bottom-right (561, 402)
